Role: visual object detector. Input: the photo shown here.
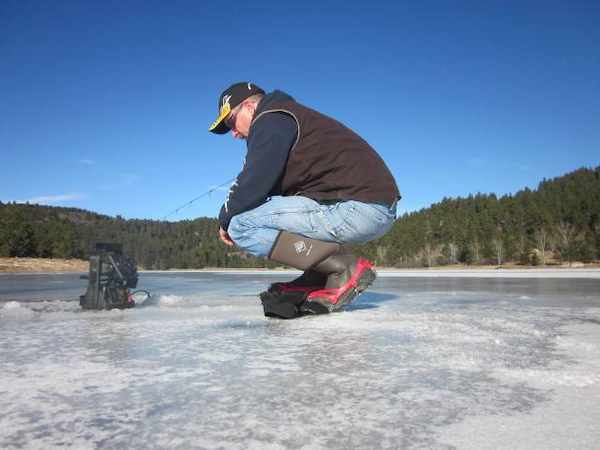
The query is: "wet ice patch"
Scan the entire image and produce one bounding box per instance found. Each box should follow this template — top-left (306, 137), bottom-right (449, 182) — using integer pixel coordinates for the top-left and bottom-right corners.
top-left (0, 301), bottom-right (35, 320)
top-left (158, 294), bottom-right (189, 307)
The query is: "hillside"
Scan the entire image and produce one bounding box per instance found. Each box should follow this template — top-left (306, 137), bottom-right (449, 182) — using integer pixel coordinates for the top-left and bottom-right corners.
top-left (358, 166), bottom-right (600, 267)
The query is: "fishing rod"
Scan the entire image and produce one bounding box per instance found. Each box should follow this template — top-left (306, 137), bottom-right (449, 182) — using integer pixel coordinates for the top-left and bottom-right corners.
top-left (161, 177), bottom-right (235, 220)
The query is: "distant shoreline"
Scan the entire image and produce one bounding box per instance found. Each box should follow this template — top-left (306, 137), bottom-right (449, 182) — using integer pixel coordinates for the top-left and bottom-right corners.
top-left (1, 257), bottom-right (600, 278)
top-left (140, 267), bottom-right (600, 279)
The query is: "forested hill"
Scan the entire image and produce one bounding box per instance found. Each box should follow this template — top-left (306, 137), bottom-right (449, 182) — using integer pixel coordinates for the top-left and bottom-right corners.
top-left (0, 205), bottom-right (253, 270)
top-left (1, 166), bottom-right (599, 269)
top-left (364, 166), bottom-right (600, 267)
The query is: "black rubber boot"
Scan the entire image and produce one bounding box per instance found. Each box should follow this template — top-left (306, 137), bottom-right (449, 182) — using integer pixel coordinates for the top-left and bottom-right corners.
top-left (259, 270), bottom-right (328, 318)
top-left (268, 269), bottom-right (328, 294)
top-left (262, 231), bottom-right (342, 318)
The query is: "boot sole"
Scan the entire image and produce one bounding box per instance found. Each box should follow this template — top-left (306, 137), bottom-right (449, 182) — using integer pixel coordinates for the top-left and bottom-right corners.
top-left (305, 268), bottom-right (377, 313)
top-left (335, 267), bottom-right (377, 310)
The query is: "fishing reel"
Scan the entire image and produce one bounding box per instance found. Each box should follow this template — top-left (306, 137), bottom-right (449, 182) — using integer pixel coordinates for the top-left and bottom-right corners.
top-left (80, 243), bottom-right (149, 310)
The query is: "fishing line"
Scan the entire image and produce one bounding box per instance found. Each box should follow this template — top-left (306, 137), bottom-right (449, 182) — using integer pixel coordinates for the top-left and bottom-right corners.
top-left (161, 177), bottom-right (235, 220)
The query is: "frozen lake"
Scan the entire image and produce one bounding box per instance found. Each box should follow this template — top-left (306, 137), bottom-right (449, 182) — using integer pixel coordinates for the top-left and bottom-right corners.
top-left (1, 271), bottom-right (600, 449)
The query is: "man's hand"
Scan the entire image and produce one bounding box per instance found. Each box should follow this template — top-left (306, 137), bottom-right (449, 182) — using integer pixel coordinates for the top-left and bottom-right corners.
top-left (219, 227), bottom-right (234, 246)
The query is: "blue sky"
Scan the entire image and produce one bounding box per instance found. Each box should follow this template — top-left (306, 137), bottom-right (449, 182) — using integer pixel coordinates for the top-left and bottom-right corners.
top-left (2, 1), bottom-right (599, 220)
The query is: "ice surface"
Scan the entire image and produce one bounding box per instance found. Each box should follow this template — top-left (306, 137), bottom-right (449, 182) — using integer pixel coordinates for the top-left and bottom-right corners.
top-left (1, 272), bottom-right (599, 449)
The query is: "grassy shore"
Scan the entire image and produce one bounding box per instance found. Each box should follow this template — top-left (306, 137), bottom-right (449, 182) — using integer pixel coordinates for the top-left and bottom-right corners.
top-left (0, 257), bottom-right (89, 273)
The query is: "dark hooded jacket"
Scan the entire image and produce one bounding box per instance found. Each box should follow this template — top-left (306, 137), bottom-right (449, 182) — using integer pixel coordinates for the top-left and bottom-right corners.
top-left (219, 90), bottom-right (400, 230)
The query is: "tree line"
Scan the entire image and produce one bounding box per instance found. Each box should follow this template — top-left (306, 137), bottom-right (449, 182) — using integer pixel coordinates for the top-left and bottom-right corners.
top-left (1, 166), bottom-right (599, 268)
top-left (0, 204), bottom-right (276, 269)
top-left (357, 166), bottom-right (600, 267)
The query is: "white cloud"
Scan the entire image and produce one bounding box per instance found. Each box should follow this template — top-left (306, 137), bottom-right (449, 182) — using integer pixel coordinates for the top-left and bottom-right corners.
top-left (79, 159), bottom-right (96, 166)
top-left (19, 193), bottom-right (86, 205)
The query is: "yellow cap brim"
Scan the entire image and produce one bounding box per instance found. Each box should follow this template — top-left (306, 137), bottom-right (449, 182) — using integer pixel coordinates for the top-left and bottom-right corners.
top-left (208, 102), bottom-right (231, 133)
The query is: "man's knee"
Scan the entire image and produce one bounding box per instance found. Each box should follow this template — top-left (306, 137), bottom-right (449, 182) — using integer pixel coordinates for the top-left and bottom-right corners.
top-left (227, 212), bottom-right (263, 243)
top-left (226, 213), bottom-right (280, 257)
top-left (226, 215), bottom-right (245, 244)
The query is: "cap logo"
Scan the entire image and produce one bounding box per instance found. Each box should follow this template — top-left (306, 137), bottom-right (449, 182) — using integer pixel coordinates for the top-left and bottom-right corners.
top-left (221, 94), bottom-right (232, 109)
top-left (247, 83), bottom-right (252, 90)
top-left (217, 94), bottom-right (232, 118)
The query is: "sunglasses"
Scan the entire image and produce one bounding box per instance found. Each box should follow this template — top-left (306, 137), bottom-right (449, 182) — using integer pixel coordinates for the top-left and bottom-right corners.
top-left (225, 103), bottom-right (243, 129)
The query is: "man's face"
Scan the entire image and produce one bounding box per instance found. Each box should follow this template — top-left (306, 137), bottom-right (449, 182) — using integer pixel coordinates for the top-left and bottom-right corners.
top-left (227, 101), bottom-right (254, 139)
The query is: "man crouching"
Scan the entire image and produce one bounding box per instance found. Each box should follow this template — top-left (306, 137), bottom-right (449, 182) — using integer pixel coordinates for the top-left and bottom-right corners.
top-left (208, 82), bottom-right (400, 318)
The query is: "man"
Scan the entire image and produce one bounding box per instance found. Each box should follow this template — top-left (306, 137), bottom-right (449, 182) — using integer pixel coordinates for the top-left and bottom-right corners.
top-left (209, 82), bottom-right (400, 318)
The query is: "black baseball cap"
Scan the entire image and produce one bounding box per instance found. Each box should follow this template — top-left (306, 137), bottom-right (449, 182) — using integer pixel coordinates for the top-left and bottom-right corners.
top-left (208, 82), bottom-right (265, 134)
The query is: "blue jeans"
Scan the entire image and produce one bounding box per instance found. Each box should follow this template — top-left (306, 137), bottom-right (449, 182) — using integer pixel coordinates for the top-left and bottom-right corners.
top-left (227, 196), bottom-right (397, 257)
